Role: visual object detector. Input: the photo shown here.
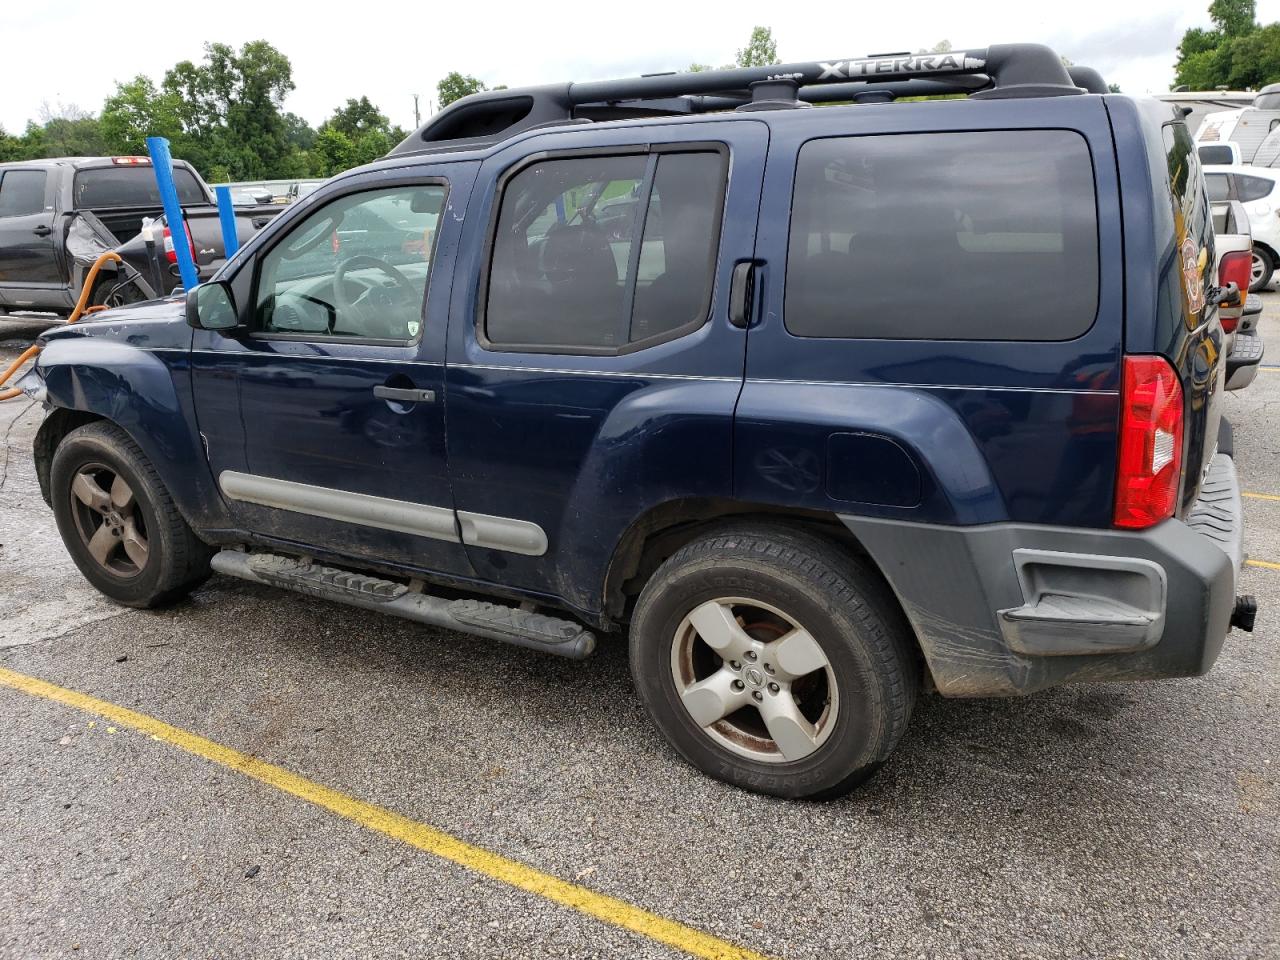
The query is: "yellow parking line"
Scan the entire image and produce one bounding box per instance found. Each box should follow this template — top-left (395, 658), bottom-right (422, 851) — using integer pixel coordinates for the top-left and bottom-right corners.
top-left (0, 666), bottom-right (771, 960)
top-left (1247, 558), bottom-right (1280, 571)
top-left (1243, 491), bottom-right (1280, 502)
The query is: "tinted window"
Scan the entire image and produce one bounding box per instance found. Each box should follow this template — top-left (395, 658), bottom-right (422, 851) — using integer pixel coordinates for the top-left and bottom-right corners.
top-left (1198, 144), bottom-right (1236, 165)
top-left (73, 166), bottom-right (206, 208)
top-left (255, 184), bottom-right (446, 341)
top-left (1205, 173), bottom-right (1231, 202)
top-left (485, 151), bottom-right (725, 352)
top-left (0, 170), bottom-right (47, 218)
top-left (1237, 174), bottom-right (1275, 202)
top-left (785, 130), bottom-right (1099, 341)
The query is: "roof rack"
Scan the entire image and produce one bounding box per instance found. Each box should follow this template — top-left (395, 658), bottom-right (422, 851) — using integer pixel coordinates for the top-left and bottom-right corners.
top-left (389, 43), bottom-right (1102, 157)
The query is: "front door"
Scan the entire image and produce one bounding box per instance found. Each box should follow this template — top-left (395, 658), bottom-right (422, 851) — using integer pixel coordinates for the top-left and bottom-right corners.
top-left (191, 165), bottom-right (478, 577)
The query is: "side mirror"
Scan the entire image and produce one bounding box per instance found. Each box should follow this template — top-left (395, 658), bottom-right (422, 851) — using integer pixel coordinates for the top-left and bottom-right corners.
top-left (186, 281), bottom-right (240, 331)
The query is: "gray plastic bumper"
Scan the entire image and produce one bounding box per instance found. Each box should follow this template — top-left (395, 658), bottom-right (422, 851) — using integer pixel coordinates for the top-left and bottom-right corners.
top-left (839, 454), bottom-right (1242, 697)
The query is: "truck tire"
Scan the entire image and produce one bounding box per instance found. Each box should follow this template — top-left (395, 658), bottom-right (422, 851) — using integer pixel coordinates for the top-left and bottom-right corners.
top-left (89, 276), bottom-right (146, 309)
top-left (1250, 246), bottom-right (1274, 292)
top-left (50, 422), bottom-right (212, 608)
top-left (629, 524), bottom-right (918, 800)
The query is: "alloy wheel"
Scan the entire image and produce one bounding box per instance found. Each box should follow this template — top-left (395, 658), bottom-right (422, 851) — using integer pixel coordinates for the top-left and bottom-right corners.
top-left (68, 464), bottom-right (150, 578)
top-left (670, 597), bottom-right (839, 763)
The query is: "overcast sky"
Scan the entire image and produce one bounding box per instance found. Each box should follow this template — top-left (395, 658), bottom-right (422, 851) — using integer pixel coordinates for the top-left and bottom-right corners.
top-left (5, 0), bottom-right (1280, 134)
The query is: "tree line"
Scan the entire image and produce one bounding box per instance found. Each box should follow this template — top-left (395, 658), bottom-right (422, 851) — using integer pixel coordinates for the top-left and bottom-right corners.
top-left (0, 28), bottom-right (784, 184)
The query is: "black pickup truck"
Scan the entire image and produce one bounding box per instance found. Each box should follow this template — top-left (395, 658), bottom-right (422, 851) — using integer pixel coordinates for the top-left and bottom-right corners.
top-left (0, 156), bottom-right (282, 315)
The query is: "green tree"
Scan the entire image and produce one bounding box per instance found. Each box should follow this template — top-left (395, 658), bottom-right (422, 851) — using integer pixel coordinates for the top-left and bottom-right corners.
top-left (323, 96), bottom-right (389, 138)
top-left (162, 40), bottom-right (296, 179)
top-left (437, 72), bottom-right (487, 108)
top-left (1212, 0), bottom-right (1257, 37)
top-left (310, 127), bottom-right (357, 177)
top-left (1171, 0), bottom-right (1280, 90)
top-left (34, 103), bottom-right (105, 157)
top-left (100, 76), bottom-right (183, 155)
top-left (736, 26), bottom-right (779, 68)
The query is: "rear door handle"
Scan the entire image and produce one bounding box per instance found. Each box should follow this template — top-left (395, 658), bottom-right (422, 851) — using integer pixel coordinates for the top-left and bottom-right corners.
top-left (728, 260), bottom-right (759, 329)
top-left (32, 225), bottom-right (52, 237)
top-left (374, 385), bottom-right (436, 403)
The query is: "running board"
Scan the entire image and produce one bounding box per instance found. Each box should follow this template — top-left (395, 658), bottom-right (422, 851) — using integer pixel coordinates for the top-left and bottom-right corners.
top-left (210, 551), bottom-right (596, 659)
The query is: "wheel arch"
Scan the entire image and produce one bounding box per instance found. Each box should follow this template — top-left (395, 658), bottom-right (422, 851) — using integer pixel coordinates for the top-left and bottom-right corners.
top-left (34, 407), bottom-right (105, 505)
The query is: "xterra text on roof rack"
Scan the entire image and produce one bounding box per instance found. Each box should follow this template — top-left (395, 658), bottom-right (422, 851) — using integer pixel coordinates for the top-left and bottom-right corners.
top-left (21, 44), bottom-right (1256, 799)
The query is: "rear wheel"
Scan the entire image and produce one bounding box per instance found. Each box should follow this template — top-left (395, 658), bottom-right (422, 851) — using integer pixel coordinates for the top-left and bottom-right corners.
top-left (1250, 246), bottom-right (1274, 292)
top-left (89, 276), bottom-right (146, 310)
top-left (51, 422), bottom-right (212, 607)
top-left (629, 525), bottom-right (918, 800)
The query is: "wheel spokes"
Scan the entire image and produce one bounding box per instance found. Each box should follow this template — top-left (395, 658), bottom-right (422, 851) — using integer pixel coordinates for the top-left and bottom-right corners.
top-left (110, 474), bottom-right (135, 512)
top-left (680, 667), bottom-right (749, 728)
top-left (72, 472), bottom-right (112, 514)
top-left (687, 600), bottom-right (756, 661)
top-left (120, 517), bottom-right (149, 569)
top-left (758, 691), bottom-right (821, 761)
top-left (86, 523), bottom-right (117, 566)
top-left (768, 627), bottom-right (829, 682)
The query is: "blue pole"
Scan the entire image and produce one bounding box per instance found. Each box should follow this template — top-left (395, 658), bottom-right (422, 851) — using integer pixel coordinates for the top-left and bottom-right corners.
top-left (214, 185), bottom-right (240, 259)
top-left (145, 136), bottom-right (199, 291)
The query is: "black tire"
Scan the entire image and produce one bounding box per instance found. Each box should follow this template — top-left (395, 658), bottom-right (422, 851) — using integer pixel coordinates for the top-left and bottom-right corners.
top-left (89, 276), bottom-right (146, 310)
top-left (1250, 246), bottom-right (1274, 293)
top-left (629, 524), bottom-right (918, 800)
top-left (50, 422), bottom-right (212, 608)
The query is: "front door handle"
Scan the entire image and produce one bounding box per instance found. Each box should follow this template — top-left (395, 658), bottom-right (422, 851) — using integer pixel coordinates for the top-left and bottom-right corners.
top-left (32, 225), bottom-right (52, 237)
top-left (374, 385), bottom-right (436, 403)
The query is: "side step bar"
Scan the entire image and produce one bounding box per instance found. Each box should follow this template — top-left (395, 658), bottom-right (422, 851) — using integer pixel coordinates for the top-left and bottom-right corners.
top-left (210, 550), bottom-right (596, 659)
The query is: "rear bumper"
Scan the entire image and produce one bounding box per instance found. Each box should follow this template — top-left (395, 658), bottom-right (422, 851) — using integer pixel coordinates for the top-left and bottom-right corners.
top-left (840, 454), bottom-right (1243, 696)
top-left (1227, 330), bottom-right (1264, 391)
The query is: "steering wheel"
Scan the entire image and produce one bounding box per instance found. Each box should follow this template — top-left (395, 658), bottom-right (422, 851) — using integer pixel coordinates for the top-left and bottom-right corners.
top-left (332, 255), bottom-right (416, 338)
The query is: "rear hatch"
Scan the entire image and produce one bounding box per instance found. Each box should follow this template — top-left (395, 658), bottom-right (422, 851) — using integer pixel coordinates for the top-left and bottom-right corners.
top-left (1160, 120), bottom-right (1225, 513)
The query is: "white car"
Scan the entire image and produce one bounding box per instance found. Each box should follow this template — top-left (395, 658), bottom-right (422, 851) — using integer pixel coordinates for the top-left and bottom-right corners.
top-left (1204, 163), bottom-right (1280, 290)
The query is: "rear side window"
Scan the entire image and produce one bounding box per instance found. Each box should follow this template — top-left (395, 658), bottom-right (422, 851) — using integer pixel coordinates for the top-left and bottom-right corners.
top-left (1205, 173), bottom-right (1231, 202)
top-left (73, 166), bottom-right (206, 208)
top-left (1236, 174), bottom-right (1275, 202)
top-left (0, 170), bottom-right (47, 218)
top-left (484, 150), bottom-right (726, 353)
top-left (785, 130), bottom-right (1099, 341)
top-left (1198, 144), bottom-right (1235, 165)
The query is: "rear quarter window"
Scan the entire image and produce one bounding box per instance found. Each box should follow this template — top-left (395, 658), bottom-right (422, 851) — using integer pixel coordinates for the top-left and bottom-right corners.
top-left (74, 166), bottom-right (206, 208)
top-left (785, 129), bottom-right (1099, 341)
top-left (1236, 174), bottom-right (1276, 202)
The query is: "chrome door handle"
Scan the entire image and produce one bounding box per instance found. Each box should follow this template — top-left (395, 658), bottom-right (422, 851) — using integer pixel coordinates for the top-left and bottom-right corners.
top-left (374, 385), bottom-right (436, 403)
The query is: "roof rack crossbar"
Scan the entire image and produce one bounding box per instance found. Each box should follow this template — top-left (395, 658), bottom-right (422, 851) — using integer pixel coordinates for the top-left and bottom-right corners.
top-left (390, 43), bottom-right (1086, 156)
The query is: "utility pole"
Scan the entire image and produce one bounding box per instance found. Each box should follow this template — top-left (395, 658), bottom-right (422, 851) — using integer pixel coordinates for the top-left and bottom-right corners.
top-left (413, 94), bottom-right (421, 128)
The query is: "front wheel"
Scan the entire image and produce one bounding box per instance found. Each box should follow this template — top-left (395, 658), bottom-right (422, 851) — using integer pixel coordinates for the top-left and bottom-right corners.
top-left (1250, 246), bottom-right (1274, 293)
top-left (629, 525), bottom-right (918, 800)
top-left (51, 422), bottom-right (212, 607)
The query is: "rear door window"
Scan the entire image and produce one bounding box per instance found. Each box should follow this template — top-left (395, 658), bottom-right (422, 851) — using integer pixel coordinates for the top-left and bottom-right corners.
top-left (0, 170), bottom-right (47, 218)
top-left (785, 130), bottom-right (1099, 341)
top-left (1204, 173), bottom-right (1231, 202)
top-left (1236, 174), bottom-right (1275, 202)
top-left (484, 150), bottom-right (726, 353)
top-left (73, 166), bottom-right (206, 208)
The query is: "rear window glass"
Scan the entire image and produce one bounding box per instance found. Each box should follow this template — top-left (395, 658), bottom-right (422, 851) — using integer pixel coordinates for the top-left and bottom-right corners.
top-left (1205, 173), bottom-right (1230, 202)
top-left (1198, 144), bottom-right (1235, 165)
top-left (0, 170), bottom-right (47, 217)
top-left (1236, 174), bottom-right (1275, 202)
top-left (74, 166), bottom-right (206, 208)
top-left (785, 130), bottom-right (1099, 341)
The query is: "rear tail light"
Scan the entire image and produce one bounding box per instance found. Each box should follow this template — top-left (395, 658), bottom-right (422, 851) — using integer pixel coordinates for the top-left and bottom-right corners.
top-left (162, 224), bottom-right (195, 265)
top-left (1218, 250), bottom-right (1251, 333)
top-left (1114, 355), bottom-right (1184, 529)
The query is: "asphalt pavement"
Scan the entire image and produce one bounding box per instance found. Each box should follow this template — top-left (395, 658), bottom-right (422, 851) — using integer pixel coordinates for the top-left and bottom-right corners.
top-left (0, 308), bottom-right (1277, 959)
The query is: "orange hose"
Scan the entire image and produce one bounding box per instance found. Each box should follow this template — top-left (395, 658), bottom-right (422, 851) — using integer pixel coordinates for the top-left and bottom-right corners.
top-left (0, 251), bottom-right (124, 401)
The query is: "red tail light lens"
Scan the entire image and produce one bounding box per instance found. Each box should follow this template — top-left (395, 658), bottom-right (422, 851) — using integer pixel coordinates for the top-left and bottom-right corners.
top-left (1114, 355), bottom-right (1184, 529)
top-left (162, 224), bottom-right (195, 265)
top-left (1218, 250), bottom-right (1251, 333)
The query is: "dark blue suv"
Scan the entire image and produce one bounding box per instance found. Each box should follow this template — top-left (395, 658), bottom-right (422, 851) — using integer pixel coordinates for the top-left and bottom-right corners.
top-left (24, 46), bottom-right (1254, 798)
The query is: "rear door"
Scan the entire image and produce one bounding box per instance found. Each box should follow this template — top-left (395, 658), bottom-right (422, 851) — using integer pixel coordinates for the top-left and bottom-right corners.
top-left (443, 119), bottom-right (767, 616)
top-left (0, 168), bottom-right (60, 291)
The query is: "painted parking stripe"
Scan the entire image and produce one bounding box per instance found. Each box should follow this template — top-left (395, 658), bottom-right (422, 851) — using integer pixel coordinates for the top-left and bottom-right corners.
top-left (0, 666), bottom-right (772, 960)
top-left (1246, 558), bottom-right (1280, 571)
top-left (1243, 491), bottom-right (1280, 502)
